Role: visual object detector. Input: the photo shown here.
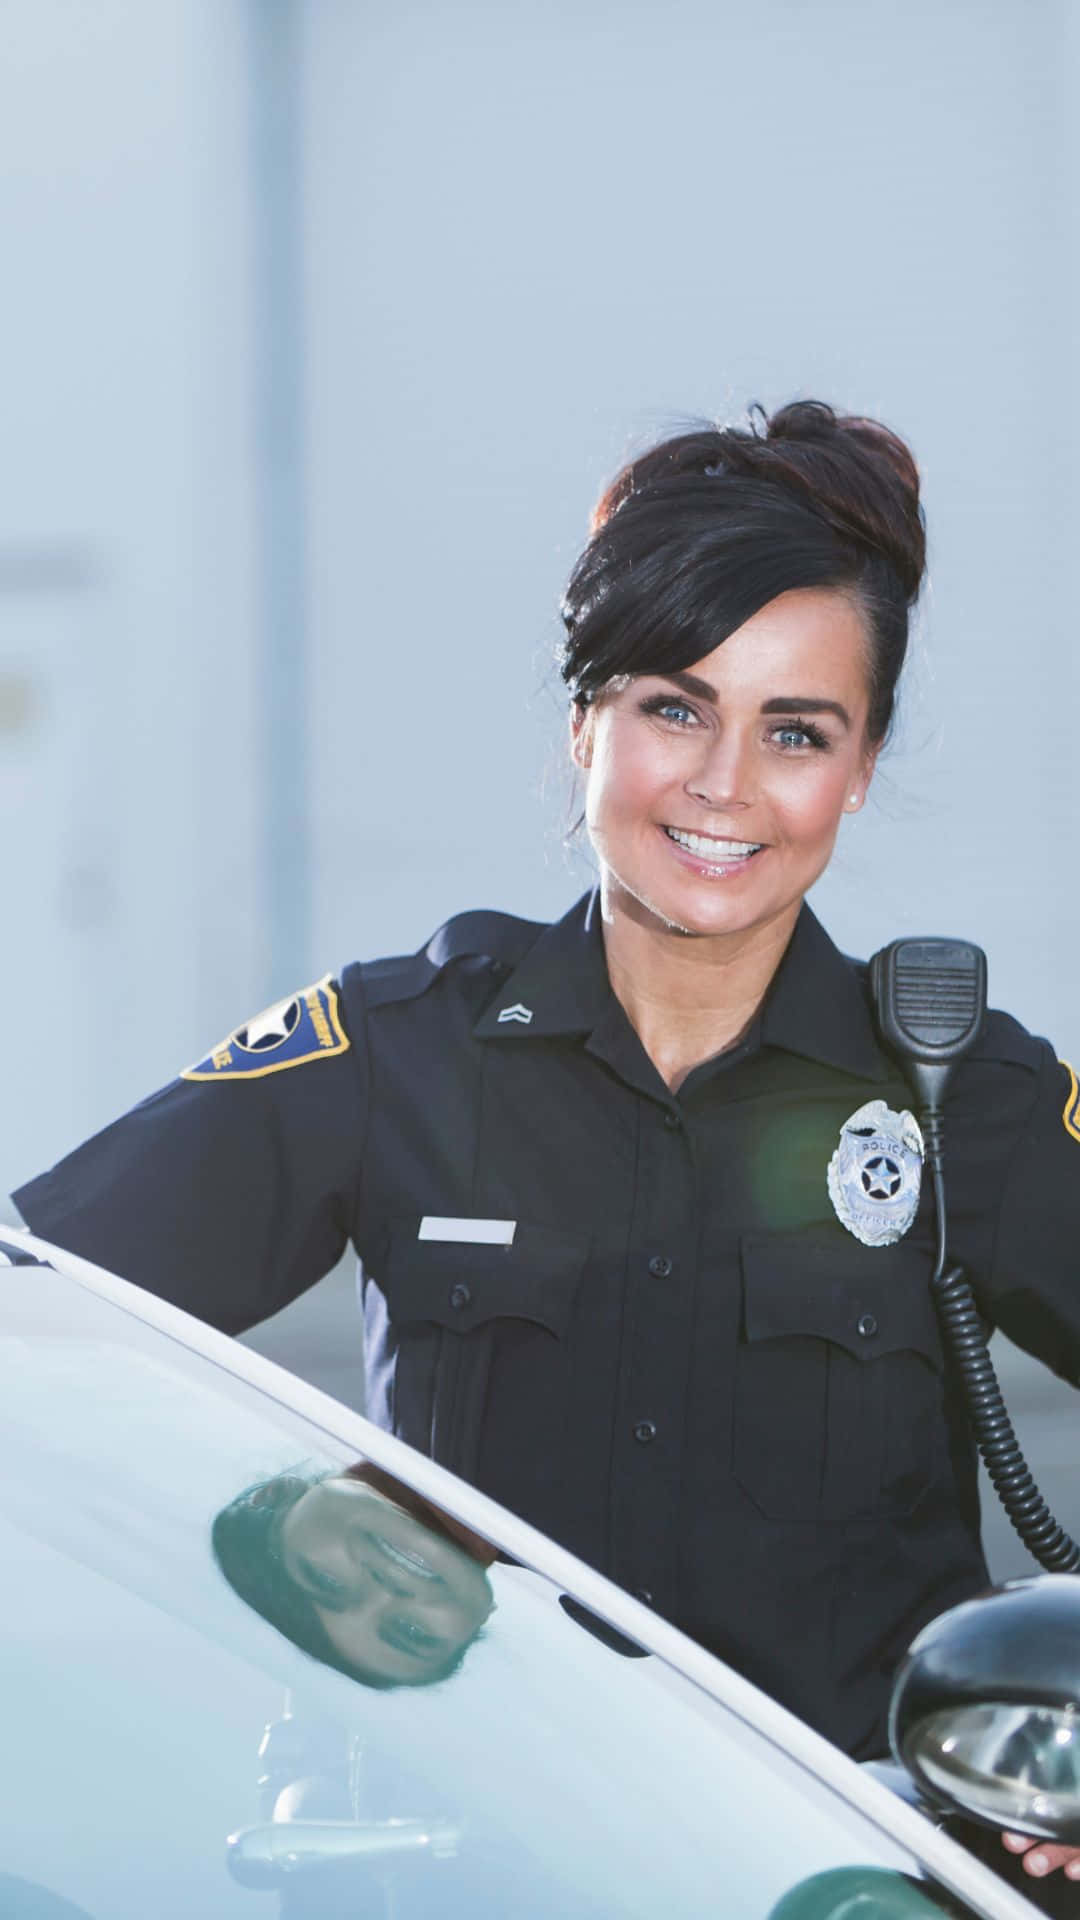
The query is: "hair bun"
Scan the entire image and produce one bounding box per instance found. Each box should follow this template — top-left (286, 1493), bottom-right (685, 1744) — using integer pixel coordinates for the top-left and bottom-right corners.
top-left (751, 398), bottom-right (925, 601)
top-left (590, 400), bottom-right (925, 604)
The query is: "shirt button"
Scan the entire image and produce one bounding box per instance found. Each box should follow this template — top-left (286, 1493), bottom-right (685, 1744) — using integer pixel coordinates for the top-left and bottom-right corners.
top-left (633, 1419), bottom-right (657, 1444)
top-left (449, 1283), bottom-right (472, 1311)
top-left (663, 1111), bottom-right (681, 1131)
top-left (857, 1312), bottom-right (878, 1338)
top-left (634, 1588), bottom-right (654, 1606)
top-left (648, 1254), bottom-right (673, 1279)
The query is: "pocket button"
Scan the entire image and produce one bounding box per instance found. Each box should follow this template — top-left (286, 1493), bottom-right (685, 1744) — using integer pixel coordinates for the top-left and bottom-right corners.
top-left (857, 1312), bottom-right (878, 1339)
top-left (449, 1283), bottom-right (472, 1311)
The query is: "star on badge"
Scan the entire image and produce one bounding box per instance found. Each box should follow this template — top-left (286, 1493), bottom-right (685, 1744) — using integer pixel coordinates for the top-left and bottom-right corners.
top-left (827, 1099), bottom-right (924, 1248)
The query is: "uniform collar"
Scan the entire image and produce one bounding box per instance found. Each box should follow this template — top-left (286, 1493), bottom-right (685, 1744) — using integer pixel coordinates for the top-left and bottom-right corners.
top-left (472, 891), bottom-right (611, 1039)
top-left (473, 888), bottom-right (890, 1084)
top-left (758, 903), bottom-right (890, 1082)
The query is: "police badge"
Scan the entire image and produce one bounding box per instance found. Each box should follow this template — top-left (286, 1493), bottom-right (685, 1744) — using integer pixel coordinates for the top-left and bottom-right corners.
top-left (826, 1099), bottom-right (924, 1247)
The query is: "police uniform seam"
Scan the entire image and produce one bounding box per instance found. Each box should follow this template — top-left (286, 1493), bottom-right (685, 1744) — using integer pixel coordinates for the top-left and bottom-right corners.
top-left (1060, 1059), bottom-right (1080, 1144)
top-left (985, 1040), bottom-right (1058, 1303)
top-left (346, 965), bottom-right (376, 1245)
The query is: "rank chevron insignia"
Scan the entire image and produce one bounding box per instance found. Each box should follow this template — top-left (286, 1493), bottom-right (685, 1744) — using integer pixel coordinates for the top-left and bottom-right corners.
top-left (496, 1003), bottom-right (533, 1024)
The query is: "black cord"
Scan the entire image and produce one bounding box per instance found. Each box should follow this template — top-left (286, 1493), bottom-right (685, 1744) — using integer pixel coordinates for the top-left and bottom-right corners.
top-left (922, 1102), bottom-right (1080, 1575)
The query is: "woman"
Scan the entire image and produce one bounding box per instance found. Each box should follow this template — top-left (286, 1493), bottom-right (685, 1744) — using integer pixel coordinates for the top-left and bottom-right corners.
top-left (212, 1460), bottom-right (497, 1689)
top-left (16, 402), bottom-right (1080, 1878)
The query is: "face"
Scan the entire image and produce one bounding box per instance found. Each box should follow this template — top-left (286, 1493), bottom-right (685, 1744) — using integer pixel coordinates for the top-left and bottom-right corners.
top-left (279, 1477), bottom-right (495, 1684)
top-left (570, 587), bottom-right (877, 943)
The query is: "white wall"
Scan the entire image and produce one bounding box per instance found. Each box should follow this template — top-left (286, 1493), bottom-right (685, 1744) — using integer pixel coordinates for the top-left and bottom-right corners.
top-left (0, 1), bottom-right (260, 1190)
top-left (4, 0), bottom-right (1078, 1181)
top-left (303, 0), bottom-right (1080, 1066)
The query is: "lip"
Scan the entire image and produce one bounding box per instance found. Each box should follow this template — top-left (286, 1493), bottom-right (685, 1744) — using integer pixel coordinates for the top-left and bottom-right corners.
top-left (658, 824), bottom-right (767, 878)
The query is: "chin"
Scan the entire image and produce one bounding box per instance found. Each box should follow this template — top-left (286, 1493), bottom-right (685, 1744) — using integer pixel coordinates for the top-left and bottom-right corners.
top-left (614, 871), bottom-right (774, 941)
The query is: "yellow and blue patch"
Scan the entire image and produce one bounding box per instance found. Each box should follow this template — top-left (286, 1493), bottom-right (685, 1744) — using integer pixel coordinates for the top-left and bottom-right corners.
top-left (1061, 1060), bottom-right (1080, 1143)
top-left (181, 976), bottom-right (350, 1082)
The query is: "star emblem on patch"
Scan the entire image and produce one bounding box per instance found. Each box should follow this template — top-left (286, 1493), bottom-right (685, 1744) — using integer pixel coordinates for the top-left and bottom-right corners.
top-left (235, 996), bottom-right (301, 1053)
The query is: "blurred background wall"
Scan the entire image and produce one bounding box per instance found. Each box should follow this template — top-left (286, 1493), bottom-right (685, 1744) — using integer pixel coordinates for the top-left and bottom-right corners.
top-left (2, 0), bottom-right (1077, 1572)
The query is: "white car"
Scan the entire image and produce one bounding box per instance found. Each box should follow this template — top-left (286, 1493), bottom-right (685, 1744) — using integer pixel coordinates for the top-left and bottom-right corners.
top-left (0, 1225), bottom-right (1050, 1920)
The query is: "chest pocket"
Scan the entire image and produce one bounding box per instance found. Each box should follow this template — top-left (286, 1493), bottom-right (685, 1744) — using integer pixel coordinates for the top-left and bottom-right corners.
top-left (375, 1220), bottom-right (590, 1477)
top-left (732, 1228), bottom-right (947, 1524)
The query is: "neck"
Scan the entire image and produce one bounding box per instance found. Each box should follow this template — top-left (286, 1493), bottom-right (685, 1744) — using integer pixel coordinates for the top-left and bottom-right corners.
top-left (599, 880), bottom-right (801, 1092)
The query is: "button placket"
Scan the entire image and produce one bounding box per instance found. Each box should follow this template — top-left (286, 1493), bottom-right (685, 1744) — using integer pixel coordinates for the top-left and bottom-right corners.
top-left (613, 1093), bottom-right (698, 1619)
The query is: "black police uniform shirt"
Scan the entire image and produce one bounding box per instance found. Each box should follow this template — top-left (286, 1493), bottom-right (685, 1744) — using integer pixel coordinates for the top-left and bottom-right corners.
top-left (16, 892), bottom-right (1080, 1760)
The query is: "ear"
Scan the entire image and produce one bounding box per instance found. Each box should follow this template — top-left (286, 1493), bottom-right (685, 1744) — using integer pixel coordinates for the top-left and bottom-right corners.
top-left (569, 702), bottom-right (594, 771)
top-left (844, 742), bottom-right (880, 813)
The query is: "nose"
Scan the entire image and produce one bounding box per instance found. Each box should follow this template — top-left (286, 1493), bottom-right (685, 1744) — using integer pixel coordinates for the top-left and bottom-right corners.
top-left (685, 725), bottom-right (754, 812)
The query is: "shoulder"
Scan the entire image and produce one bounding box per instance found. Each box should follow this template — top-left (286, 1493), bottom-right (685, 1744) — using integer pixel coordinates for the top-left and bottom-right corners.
top-left (340, 906), bottom-right (550, 1013)
top-left (845, 950), bottom-right (1050, 1078)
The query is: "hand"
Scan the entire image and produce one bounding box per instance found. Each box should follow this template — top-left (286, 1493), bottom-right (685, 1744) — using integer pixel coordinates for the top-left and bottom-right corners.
top-left (1002, 1832), bottom-right (1080, 1881)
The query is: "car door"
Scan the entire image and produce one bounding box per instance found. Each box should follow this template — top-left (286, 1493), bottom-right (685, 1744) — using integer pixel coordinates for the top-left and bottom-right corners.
top-left (0, 1236), bottom-right (1032, 1920)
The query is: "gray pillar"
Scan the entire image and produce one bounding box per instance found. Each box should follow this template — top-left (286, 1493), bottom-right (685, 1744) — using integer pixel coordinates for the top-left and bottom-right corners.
top-left (248, 0), bottom-right (309, 996)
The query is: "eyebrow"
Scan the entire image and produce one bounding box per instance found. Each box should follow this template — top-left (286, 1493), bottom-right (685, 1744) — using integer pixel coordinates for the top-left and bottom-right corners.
top-left (661, 672), bottom-right (851, 729)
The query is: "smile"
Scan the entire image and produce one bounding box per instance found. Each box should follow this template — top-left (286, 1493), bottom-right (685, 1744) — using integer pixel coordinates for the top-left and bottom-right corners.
top-left (375, 1534), bottom-right (441, 1581)
top-left (663, 827), bottom-right (763, 861)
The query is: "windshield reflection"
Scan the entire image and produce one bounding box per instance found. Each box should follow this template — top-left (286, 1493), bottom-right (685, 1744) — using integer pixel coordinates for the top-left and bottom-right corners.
top-left (212, 1462), bottom-right (496, 1688)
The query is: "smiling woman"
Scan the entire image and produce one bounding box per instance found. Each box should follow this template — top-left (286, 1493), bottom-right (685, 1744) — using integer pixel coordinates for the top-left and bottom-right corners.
top-left (568, 590), bottom-right (877, 1087)
top-left (559, 403), bottom-right (919, 1088)
top-left (212, 1462), bottom-right (497, 1689)
top-left (15, 400), bottom-right (1080, 1895)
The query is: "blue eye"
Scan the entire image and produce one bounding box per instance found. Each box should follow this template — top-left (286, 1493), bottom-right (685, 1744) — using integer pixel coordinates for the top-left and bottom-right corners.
top-left (772, 719), bottom-right (830, 752)
top-left (297, 1555), bottom-right (348, 1599)
top-left (640, 695), bottom-right (698, 727)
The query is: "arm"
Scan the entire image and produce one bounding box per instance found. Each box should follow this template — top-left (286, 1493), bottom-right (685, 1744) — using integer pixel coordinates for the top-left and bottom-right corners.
top-left (12, 974), bottom-right (368, 1334)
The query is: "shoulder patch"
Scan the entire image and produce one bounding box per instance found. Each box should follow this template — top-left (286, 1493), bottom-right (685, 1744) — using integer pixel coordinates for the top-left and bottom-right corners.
top-left (1061, 1060), bottom-right (1080, 1143)
top-left (181, 977), bottom-right (349, 1082)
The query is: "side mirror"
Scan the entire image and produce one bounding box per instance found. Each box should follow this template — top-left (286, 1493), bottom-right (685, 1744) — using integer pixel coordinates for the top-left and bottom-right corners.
top-left (889, 1575), bottom-right (1080, 1842)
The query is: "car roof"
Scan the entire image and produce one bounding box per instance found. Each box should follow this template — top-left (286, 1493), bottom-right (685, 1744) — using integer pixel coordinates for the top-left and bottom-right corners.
top-left (0, 1223), bottom-right (1036, 1920)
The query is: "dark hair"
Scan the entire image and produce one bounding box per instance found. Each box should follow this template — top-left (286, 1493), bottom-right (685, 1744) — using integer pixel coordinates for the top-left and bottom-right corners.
top-left (211, 1469), bottom-right (482, 1690)
top-left (559, 399), bottom-right (926, 745)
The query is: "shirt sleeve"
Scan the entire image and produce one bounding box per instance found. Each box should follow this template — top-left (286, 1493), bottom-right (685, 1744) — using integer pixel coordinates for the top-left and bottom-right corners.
top-left (986, 1041), bottom-right (1080, 1387)
top-left (12, 974), bottom-right (368, 1334)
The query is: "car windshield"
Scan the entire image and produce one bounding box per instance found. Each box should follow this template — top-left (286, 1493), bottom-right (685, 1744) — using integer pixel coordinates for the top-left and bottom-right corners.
top-left (0, 1260), bottom-right (988, 1920)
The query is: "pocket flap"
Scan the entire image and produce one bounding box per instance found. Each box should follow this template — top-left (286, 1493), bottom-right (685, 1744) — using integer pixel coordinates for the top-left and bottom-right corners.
top-left (382, 1218), bottom-right (590, 1337)
top-left (740, 1228), bottom-right (942, 1366)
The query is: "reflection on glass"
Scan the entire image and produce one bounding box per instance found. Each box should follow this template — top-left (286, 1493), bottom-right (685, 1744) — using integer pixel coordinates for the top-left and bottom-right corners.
top-left (212, 1462), bottom-right (496, 1687)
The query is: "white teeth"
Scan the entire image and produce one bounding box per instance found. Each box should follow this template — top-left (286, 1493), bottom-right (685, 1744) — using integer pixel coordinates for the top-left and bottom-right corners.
top-left (665, 828), bottom-right (762, 858)
top-left (377, 1537), bottom-right (439, 1579)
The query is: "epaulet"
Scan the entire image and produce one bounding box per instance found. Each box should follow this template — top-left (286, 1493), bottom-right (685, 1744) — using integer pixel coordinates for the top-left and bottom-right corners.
top-left (965, 1007), bottom-right (1045, 1071)
top-left (355, 908), bottom-right (547, 1010)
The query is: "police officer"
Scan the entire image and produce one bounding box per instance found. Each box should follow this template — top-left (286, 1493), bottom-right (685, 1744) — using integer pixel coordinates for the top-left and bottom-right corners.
top-left (14, 402), bottom-right (1080, 1861)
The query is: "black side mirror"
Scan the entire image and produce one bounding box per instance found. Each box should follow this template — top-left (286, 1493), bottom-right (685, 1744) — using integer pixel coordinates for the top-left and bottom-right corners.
top-left (889, 1576), bottom-right (1080, 1842)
